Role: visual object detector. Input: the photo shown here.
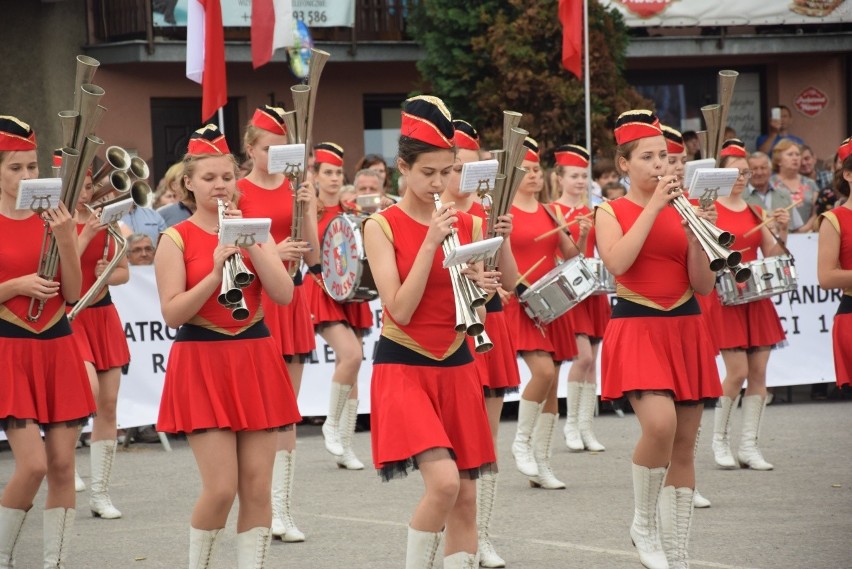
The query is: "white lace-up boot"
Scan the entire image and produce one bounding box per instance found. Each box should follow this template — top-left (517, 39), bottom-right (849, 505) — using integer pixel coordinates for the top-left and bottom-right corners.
top-left (0, 506), bottom-right (27, 569)
top-left (336, 398), bottom-right (365, 470)
top-left (188, 527), bottom-right (221, 569)
top-left (89, 440), bottom-right (122, 519)
top-left (237, 527), bottom-right (271, 569)
top-left (578, 382), bottom-right (605, 451)
top-left (43, 508), bottom-right (75, 569)
top-left (271, 450), bottom-right (305, 542)
top-left (711, 395), bottom-right (739, 469)
top-left (629, 464), bottom-right (669, 569)
top-left (528, 413), bottom-right (565, 489)
top-left (659, 486), bottom-right (695, 569)
top-left (444, 551), bottom-right (479, 568)
top-left (563, 382), bottom-right (584, 451)
top-left (322, 383), bottom-right (352, 456)
top-left (406, 527), bottom-right (442, 569)
top-left (476, 471), bottom-right (505, 567)
top-left (511, 399), bottom-right (542, 477)
top-left (737, 395), bottom-right (774, 470)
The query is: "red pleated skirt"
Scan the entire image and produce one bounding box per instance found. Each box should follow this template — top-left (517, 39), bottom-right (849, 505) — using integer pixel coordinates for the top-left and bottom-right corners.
top-left (71, 303), bottom-right (130, 371)
top-left (342, 302), bottom-right (374, 334)
top-left (262, 285), bottom-right (316, 357)
top-left (695, 291), bottom-right (723, 355)
top-left (303, 272), bottom-right (374, 333)
top-left (370, 361), bottom-right (496, 473)
top-left (0, 334), bottom-right (95, 426)
top-left (601, 314), bottom-right (721, 402)
top-left (471, 310), bottom-right (521, 391)
top-left (833, 312), bottom-right (851, 388)
top-left (717, 298), bottom-right (786, 350)
top-left (567, 294), bottom-right (611, 340)
top-left (156, 334), bottom-right (302, 433)
top-left (504, 296), bottom-right (555, 354)
top-left (545, 311), bottom-right (579, 362)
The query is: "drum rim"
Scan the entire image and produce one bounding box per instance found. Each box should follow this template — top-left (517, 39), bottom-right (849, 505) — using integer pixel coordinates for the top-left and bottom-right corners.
top-left (321, 214), bottom-right (368, 302)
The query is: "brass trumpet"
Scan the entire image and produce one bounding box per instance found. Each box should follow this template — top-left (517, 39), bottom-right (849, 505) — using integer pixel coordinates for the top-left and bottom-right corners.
top-left (217, 199), bottom-right (255, 320)
top-left (433, 194), bottom-right (492, 353)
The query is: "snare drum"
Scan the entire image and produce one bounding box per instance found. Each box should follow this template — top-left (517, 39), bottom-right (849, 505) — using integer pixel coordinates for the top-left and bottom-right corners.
top-left (321, 215), bottom-right (378, 302)
top-left (716, 255), bottom-right (797, 306)
top-left (586, 258), bottom-right (616, 295)
top-left (519, 256), bottom-right (599, 325)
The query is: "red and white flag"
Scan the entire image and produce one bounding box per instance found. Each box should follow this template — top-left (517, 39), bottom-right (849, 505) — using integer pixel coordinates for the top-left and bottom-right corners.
top-left (251, 0), bottom-right (294, 69)
top-left (186, 0), bottom-right (228, 122)
top-left (559, 0), bottom-right (583, 79)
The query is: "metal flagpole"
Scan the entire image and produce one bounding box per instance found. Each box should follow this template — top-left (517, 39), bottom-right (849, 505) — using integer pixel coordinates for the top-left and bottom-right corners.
top-left (583, 0), bottom-right (593, 205)
top-left (218, 107), bottom-right (225, 134)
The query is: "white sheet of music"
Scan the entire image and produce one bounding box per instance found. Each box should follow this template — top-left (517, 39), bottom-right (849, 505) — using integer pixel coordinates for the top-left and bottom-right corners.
top-left (99, 198), bottom-right (135, 225)
top-left (443, 236), bottom-right (503, 268)
top-left (689, 168), bottom-right (739, 198)
top-left (267, 144), bottom-right (305, 176)
top-left (459, 159), bottom-right (499, 194)
top-left (219, 218), bottom-right (272, 247)
top-left (683, 159), bottom-right (715, 191)
top-left (15, 178), bottom-right (62, 211)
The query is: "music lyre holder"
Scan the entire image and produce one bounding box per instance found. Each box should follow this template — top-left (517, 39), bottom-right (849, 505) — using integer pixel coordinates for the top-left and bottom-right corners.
top-left (283, 163), bottom-right (303, 181)
top-left (475, 179), bottom-right (492, 195)
top-left (30, 195), bottom-right (54, 213)
top-left (235, 233), bottom-right (257, 248)
top-left (698, 186), bottom-right (721, 209)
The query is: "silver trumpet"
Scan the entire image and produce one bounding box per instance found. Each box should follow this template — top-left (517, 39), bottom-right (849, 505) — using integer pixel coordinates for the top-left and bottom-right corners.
top-left (433, 194), bottom-right (493, 353)
top-left (217, 199), bottom-right (255, 320)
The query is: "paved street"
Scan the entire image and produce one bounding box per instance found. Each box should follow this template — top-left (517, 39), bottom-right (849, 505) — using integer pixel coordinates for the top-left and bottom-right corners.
top-left (2, 395), bottom-right (850, 568)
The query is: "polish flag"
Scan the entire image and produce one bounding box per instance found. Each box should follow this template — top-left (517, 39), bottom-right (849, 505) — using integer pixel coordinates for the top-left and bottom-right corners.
top-left (251, 0), bottom-right (294, 69)
top-left (559, 0), bottom-right (583, 79)
top-left (186, 0), bottom-right (228, 122)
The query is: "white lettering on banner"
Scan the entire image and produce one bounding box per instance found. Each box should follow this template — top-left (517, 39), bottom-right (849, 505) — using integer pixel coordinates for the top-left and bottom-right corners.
top-left (153, 0), bottom-right (355, 28)
top-left (104, 236), bottom-right (836, 430)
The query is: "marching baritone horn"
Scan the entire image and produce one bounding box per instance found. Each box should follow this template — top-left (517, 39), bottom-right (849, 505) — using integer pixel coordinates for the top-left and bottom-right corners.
top-left (217, 199), bottom-right (255, 321)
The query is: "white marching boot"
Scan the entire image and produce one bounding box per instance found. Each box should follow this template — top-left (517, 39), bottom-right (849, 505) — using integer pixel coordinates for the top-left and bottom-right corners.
top-left (43, 508), bottom-right (74, 569)
top-left (0, 506), bottom-right (27, 569)
top-left (737, 395), bottom-right (774, 470)
top-left (528, 413), bottom-right (565, 490)
top-left (89, 440), bottom-right (122, 519)
top-left (511, 399), bottom-right (542, 477)
top-left (271, 450), bottom-right (305, 542)
top-left (322, 382), bottom-right (352, 457)
top-left (659, 486), bottom-right (695, 569)
top-left (578, 382), bottom-right (605, 452)
top-left (629, 464), bottom-right (669, 569)
top-left (188, 527), bottom-right (221, 569)
top-left (692, 427), bottom-right (710, 508)
top-left (476, 471), bottom-right (505, 568)
top-left (712, 395), bottom-right (739, 469)
top-left (336, 399), bottom-right (365, 470)
top-left (73, 470), bottom-right (85, 493)
top-left (563, 382), bottom-right (584, 451)
top-left (237, 527), bottom-right (271, 569)
top-left (406, 527), bottom-right (442, 569)
top-left (444, 551), bottom-right (480, 568)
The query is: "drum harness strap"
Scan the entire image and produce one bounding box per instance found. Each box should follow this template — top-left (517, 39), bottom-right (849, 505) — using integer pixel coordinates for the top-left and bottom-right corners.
top-left (544, 203), bottom-right (582, 254)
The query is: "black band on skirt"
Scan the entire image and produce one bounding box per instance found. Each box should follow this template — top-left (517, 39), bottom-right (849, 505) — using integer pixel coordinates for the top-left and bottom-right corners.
top-left (373, 336), bottom-right (473, 367)
top-left (0, 314), bottom-right (72, 339)
top-left (485, 294), bottom-right (503, 313)
top-left (838, 295), bottom-right (852, 315)
top-left (175, 320), bottom-right (270, 342)
top-left (611, 296), bottom-right (701, 319)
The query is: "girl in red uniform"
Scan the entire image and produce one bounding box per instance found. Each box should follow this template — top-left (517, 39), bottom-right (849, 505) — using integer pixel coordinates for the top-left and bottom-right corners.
top-left (237, 106), bottom-right (317, 542)
top-left (507, 137), bottom-right (580, 490)
top-left (303, 141), bottom-right (371, 470)
top-left (709, 139), bottom-right (789, 473)
top-left (155, 125), bottom-right (301, 568)
top-left (69, 167), bottom-right (131, 520)
top-left (0, 117), bottom-right (95, 568)
top-left (551, 144), bottom-right (608, 454)
top-left (363, 96), bottom-right (496, 569)
top-left (596, 110), bottom-right (721, 569)
top-left (818, 137), bottom-right (852, 392)
top-left (440, 119), bottom-right (517, 568)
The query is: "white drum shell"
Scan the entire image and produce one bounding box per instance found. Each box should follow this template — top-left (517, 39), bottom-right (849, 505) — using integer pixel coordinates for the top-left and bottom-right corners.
top-left (519, 255), bottom-right (599, 325)
top-left (716, 255), bottom-right (797, 306)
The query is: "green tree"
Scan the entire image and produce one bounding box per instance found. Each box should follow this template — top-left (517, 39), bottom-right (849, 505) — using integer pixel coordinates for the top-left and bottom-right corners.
top-left (409, 0), bottom-right (649, 160)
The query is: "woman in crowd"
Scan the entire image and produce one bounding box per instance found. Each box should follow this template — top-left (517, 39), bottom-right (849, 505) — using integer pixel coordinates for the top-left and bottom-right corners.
top-left (237, 106), bottom-right (318, 542)
top-left (155, 125), bottom-right (301, 567)
top-left (817, 137), bottom-right (852, 392)
top-left (769, 139), bottom-right (819, 232)
top-left (70, 166), bottom-right (131, 520)
top-left (0, 116), bottom-right (95, 568)
top-left (303, 141), bottom-right (371, 470)
top-left (710, 138), bottom-right (789, 473)
top-left (153, 162), bottom-right (183, 210)
top-left (508, 137), bottom-right (581, 490)
top-left (440, 118), bottom-right (518, 568)
top-left (596, 110), bottom-right (721, 569)
top-left (551, 144), bottom-right (607, 453)
top-left (363, 96), bottom-right (496, 568)
top-left (354, 153), bottom-right (392, 193)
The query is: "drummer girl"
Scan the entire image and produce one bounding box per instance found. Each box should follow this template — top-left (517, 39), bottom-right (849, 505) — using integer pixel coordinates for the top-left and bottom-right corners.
top-left (303, 141), bottom-right (371, 470)
top-left (363, 95), bottom-right (496, 568)
top-left (155, 125), bottom-right (301, 566)
top-left (595, 110), bottom-right (721, 569)
top-left (550, 144), bottom-right (608, 453)
top-left (507, 137), bottom-right (581, 490)
top-left (0, 116), bottom-right (95, 568)
top-left (709, 138), bottom-right (788, 473)
top-left (440, 118), bottom-right (518, 567)
top-left (238, 105), bottom-right (317, 542)
top-left (817, 137), bottom-right (852, 393)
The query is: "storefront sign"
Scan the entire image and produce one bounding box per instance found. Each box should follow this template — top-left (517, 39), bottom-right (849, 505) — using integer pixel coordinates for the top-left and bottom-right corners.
top-left (794, 87), bottom-right (829, 118)
top-left (153, 0), bottom-right (355, 28)
top-left (601, 0), bottom-right (850, 26)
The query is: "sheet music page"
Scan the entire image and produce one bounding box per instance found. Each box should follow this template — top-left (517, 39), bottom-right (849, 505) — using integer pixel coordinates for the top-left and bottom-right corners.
top-left (459, 159), bottom-right (499, 194)
top-left (219, 218), bottom-right (272, 246)
top-left (690, 168), bottom-right (739, 199)
top-left (683, 159), bottom-right (715, 190)
top-left (268, 144), bottom-right (306, 176)
top-left (99, 198), bottom-right (135, 225)
top-left (443, 236), bottom-right (503, 268)
top-left (15, 178), bottom-right (62, 211)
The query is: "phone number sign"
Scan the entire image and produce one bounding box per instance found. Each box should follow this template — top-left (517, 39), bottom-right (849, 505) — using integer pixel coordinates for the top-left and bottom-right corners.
top-left (293, 0), bottom-right (355, 27)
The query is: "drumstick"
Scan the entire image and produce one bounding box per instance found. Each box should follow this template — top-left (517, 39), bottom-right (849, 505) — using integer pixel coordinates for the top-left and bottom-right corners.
top-left (533, 213), bottom-right (592, 242)
top-left (742, 200), bottom-right (801, 238)
top-left (514, 255), bottom-right (547, 288)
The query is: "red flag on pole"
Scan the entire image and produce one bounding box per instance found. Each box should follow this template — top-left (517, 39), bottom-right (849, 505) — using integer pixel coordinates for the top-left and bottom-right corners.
top-left (251, 0), bottom-right (294, 69)
top-left (186, 0), bottom-right (228, 122)
top-left (559, 0), bottom-right (583, 79)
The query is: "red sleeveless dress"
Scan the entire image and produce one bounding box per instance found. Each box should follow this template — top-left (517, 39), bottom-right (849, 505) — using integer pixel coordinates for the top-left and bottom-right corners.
top-left (237, 177), bottom-right (316, 359)
top-left (714, 203), bottom-right (786, 350)
top-left (598, 198), bottom-right (721, 402)
top-left (821, 206), bottom-right (852, 387)
top-left (69, 223), bottom-right (130, 371)
top-left (366, 205), bottom-right (495, 480)
top-left (156, 222), bottom-right (301, 433)
top-left (466, 201), bottom-right (520, 394)
top-left (0, 213), bottom-right (95, 428)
